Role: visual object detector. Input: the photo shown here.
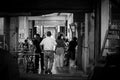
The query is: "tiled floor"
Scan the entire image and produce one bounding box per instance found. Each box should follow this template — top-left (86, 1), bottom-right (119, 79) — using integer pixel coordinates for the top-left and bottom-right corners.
top-left (19, 58), bottom-right (88, 80)
top-left (20, 65), bottom-right (88, 80)
top-left (20, 59), bottom-right (87, 76)
top-left (51, 61), bottom-right (84, 75)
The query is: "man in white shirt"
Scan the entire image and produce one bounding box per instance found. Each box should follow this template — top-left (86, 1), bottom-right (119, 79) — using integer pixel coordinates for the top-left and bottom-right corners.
top-left (40, 31), bottom-right (56, 74)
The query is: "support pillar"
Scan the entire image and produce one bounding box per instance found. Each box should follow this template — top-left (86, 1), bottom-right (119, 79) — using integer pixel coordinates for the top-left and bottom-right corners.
top-left (94, 0), bottom-right (101, 65)
top-left (4, 17), bottom-right (10, 50)
top-left (101, 0), bottom-right (110, 56)
top-left (9, 17), bottom-right (19, 52)
top-left (74, 12), bottom-right (85, 70)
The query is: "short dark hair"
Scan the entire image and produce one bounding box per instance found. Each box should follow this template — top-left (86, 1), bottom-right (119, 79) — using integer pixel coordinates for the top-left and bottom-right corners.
top-left (73, 37), bottom-right (77, 41)
top-left (24, 39), bottom-right (28, 42)
top-left (47, 31), bottom-right (51, 36)
top-left (36, 34), bottom-right (40, 37)
top-left (57, 35), bottom-right (61, 40)
top-left (57, 34), bottom-right (63, 40)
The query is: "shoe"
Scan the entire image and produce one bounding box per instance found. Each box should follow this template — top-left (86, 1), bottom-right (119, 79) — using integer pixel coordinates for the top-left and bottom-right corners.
top-left (33, 70), bottom-right (38, 73)
top-left (45, 70), bottom-right (48, 74)
top-left (40, 70), bottom-right (44, 74)
top-left (48, 70), bottom-right (52, 74)
top-left (48, 71), bottom-right (52, 74)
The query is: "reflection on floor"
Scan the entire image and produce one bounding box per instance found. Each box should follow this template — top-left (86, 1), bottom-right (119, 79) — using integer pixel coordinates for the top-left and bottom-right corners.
top-left (51, 60), bottom-right (84, 75)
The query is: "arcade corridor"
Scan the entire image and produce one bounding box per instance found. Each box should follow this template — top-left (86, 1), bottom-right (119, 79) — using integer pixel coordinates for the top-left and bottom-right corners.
top-left (1, 0), bottom-right (120, 80)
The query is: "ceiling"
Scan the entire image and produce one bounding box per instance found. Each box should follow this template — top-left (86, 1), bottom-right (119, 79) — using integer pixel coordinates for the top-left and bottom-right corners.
top-left (0, 0), bottom-right (96, 16)
top-left (1, 0), bottom-right (120, 16)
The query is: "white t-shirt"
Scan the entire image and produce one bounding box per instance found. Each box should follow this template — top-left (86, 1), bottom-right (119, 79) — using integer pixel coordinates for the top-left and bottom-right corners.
top-left (40, 37), bottom-right (57, 50)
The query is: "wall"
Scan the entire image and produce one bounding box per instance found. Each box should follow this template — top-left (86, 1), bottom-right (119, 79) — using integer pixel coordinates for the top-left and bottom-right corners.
top-left (28, 15), bottom-right (67, 38)
top-left (101, 0), bottom-right (110, 56)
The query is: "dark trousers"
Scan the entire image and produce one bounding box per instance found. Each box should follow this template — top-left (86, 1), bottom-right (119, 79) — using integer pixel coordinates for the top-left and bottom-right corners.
top-left (35, 55), bottom-right (39, 72)
top-left (35, 53), bottom-right (44, 72)
top-left (40, 53), bottom-right (44, 70)
top-left (64, 52), bottom-right (70, 66)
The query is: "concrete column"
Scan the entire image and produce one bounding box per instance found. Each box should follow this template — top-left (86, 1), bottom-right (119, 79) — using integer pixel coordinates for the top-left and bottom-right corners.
top-left (9, 17), bottom-right (19, 52)
top-left (74, 12), bottom-right (85, 70)
top-left (82, 13), bottom-right (89, 72)
top-left (4, 17), bottom-right (10, 50)
top-left (0, 18), bottom-right (4, 35)
top-left (19, 16), bottom-right (28, 42)
top-left (94, 0), bottom-right (101, 64)
top-left (88, 13), bottom-right (95, 64)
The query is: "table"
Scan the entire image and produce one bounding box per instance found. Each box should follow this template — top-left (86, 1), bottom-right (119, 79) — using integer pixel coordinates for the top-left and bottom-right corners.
top-left (12, 51), bottom-right (40, 73)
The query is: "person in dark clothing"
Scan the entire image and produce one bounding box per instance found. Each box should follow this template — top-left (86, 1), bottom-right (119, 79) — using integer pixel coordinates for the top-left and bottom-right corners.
top-left (32, 34), bottom-right (44, 73)
top-left (23, 39), bottom-right (29, 49)
top-left (68, 37), bottom-right (77, 68)
top-left (0, 48), bottom-right (20, 80)
top-left (23, 39), bottom-right (29, 54)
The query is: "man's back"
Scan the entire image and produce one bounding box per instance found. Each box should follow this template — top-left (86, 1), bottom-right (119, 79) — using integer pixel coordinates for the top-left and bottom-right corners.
top-left (40, 37), bottom-right (56, 50)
